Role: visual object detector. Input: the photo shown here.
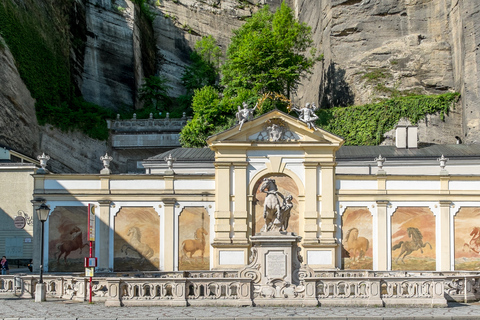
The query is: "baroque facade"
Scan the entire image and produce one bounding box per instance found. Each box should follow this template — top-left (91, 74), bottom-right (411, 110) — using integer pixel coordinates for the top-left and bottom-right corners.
top-left (31, 110), bottom-right (480, 273)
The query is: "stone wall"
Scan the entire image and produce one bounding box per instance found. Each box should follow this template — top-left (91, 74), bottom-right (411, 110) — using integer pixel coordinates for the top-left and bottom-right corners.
top-left (294, 0), bottom-right (479, 144)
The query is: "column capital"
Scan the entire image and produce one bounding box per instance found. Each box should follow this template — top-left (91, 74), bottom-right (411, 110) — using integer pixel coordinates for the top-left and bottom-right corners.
top-left (376, 200), bottom-right (389, 207)
top-left (98, 200), bottom-right (111, 206)
top-left (162, 198), bottom-right (177, 206)
top-left (439, 200), bottom-right (452, 207)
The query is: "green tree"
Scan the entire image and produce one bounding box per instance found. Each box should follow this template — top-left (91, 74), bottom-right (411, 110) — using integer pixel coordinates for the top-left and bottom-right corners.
top-left (221, 1), bottom-right (320, 98)
top-left (179, 36), bottom-right (222, 111)
top-left (194, 35), bottom-right (222, 70)
top-left (180, 1), bottom-right (320, 147)
top-left (139, 75), bottom-right (171, 113)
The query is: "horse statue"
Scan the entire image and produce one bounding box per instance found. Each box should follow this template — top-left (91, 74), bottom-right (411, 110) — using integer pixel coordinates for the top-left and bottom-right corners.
top-left (121, 226), bottom-right (154, 260)
top-left (260, 178), bottom-right (283, 232)
top-left (181, 227), bottom-right (208, 261)
top-left (344, 228), bottom-right (369, 262)
top-left (392, 227), bottom-right (432, 263)
top-left (463, 226), bottom-right (480, 254)
top-left (54, 226), bottom-right (88, 264)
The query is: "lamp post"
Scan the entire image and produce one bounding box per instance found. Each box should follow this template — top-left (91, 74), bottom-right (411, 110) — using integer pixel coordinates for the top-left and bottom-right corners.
top-left (35, 203), bottom-right (50, 302)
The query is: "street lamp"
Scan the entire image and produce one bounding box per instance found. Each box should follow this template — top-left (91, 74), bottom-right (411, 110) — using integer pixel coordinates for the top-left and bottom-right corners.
top-left (35, 203), bottom-right (50, 302)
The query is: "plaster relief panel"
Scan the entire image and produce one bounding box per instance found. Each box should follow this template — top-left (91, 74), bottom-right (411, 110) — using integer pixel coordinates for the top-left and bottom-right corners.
top-left (342, 207), bottom-right (373, 270)
top-left (48, 206), bottom-right (90, 272)
top-left (253, 174), bottom-right (299, 235)
top-left (114, 207), bottom-right (160, 271)
top-left (391, 207), bottom-right (436, 271)
top-left (178, 207), bottom-right (210, 271)
top-left (454, 207), bottom-right (480, 271)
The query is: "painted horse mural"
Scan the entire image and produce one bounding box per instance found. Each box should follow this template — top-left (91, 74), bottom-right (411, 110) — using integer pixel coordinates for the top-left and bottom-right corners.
top-left (181, 227), bottom-right (208, 261)
top-left (344, 228), bottom-right (369, 262)
top-left (393, 227), bottom-right (432, 263)
top-left (463, 226), bottom-right (480, 254)
top-left (121, 226), bottom-right (154, 260)
top-left (54, 226), bottom-right (88, 264)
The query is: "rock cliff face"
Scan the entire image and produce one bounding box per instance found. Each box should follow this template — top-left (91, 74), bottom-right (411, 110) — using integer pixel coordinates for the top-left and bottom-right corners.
top-left (0, 37), bottom-right (39, 156)
top-left (295, 0), bottom-right (479, 144)
top-left (1, 0), bottom-right (480, 173)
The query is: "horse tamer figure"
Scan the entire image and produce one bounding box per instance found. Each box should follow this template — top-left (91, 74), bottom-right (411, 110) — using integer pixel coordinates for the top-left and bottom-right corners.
top-left (260, 178), bottom-right (292, 232)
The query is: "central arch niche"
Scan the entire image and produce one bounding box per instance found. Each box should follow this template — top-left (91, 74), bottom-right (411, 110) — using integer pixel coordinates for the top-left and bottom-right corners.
top-left (252, 174), bottom-right (299, 235)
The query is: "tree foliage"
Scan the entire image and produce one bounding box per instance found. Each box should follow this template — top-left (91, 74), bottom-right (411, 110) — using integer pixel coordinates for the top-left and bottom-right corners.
top-left (180, 1), bottom-right (320, 147)
top-left (139, 75), bottom-right (172, 113)
top-left (221, 2), bottom-right (320, 98)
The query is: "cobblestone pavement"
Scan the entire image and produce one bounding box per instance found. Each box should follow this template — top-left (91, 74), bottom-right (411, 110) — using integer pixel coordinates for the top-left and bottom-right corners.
top-left (1, 296), bottom-right (480, 320)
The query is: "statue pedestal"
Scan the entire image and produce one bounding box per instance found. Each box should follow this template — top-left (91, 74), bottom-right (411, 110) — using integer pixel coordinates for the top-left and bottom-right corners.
top-left (239, 231), bottom-right (317, 306)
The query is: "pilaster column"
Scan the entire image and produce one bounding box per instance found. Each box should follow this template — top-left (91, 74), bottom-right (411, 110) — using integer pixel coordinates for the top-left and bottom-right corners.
top-left (162, 198), bottom-right (176, 271)
top-left (164, 174), bottom-right (174, 193)
top-left (233, 162), bottom-right (248, 244)
top-left (97, 200), bottom-right (111, 272)
top-left (319, 163), bottom-right (336, 244)
top-left (214, 162), bottom-right (232, 243)
top-left (303, 162), bottom-right (319, 244)
top-left (439, 200), bottom-right (452, 271)
top-left (376, 200), bottom-right (389, 270)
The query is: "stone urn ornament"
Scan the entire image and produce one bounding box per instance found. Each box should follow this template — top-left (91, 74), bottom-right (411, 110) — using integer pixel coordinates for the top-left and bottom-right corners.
top-left (437, 154), bottom-right (449, 174)
top-left (100, 153), bottom-right (113, 174)
top-left (164, 153), bottom-right (176, 173)
top-left (37, 153), bottom-right (50, 173)
top-left (374, 154), bottom-right (386, 172)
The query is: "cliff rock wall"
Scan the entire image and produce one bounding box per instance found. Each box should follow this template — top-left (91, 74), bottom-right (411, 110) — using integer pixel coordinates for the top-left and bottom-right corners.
top-left (294, 0), bottom-right (479, 144)
top-left (1, 0), bottom-right (480, 174)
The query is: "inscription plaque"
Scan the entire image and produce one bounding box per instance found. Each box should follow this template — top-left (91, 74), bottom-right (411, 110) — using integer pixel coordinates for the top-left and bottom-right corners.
top-left (266, 251), bottom-right (286, 279)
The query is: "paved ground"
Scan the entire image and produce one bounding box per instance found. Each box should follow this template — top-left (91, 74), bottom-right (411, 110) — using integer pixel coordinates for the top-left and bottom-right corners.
top-left (1, 295), bottom-right (480, 320)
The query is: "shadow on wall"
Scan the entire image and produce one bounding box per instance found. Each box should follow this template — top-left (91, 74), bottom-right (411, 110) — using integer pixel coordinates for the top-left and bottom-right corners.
top-left (318, 62), bottom-right (354, 109)
top-left (0, 207), bottom-right (33, 267)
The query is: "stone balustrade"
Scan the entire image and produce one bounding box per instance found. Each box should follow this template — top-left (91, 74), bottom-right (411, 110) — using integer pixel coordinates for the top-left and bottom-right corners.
top-left (1, 272), bottom-right (479, 307)
top-left (108, 116), bottom-right (188, 133)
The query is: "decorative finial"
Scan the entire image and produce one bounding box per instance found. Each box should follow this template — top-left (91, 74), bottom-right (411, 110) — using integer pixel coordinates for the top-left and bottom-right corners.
top-left (164, 154), bottom-right (176, 171)
top-left (375, 154), bottom-right (386, 170)
top-left (37, 153), bottom-right (50, 173)
top-left (437, 154), bottom-right (449, 170)
top-left (100, 153), bottom-right (113, 174)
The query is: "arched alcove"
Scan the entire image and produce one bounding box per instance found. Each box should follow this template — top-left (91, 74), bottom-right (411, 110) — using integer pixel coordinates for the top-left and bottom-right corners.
top-left (178, 207), bottom-right (210, 271)
top-left (251, 174), bottom-right (299, 236)
top-left (391, 207), bottom-right (436, 271)
top-left (454, 207), bottom-right (480, 271)
top-left (48, 206), bottom-right (89, 272)
top-left (341, 207), bottom-right (373, 270)
top-left (113, 207), bottom-right (160, 271)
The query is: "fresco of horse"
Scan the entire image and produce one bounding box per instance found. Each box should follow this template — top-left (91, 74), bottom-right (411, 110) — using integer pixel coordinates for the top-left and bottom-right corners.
top-left (344, 228), bottom-right (369, 262)
top-left (54, 226), bottom-right (88, 264)
top-left (121, 226), bottom-right (154, 260)
top-left (341, 207), bottom-right (373, 270)
top-left (391, 207), bottom-right (436, 271)
top-left (393, 227), bottom-right (432, 264)
top-left (463, 227), bottom-right (480, 254)
top-left (114, 207), bottom-right (160, 271)
top-left (178, 207), bottom-right (210, 270)
top-left (48, 206), bottom-right (89, 272)
top-left (181, 227), bottom-right (208, 261)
